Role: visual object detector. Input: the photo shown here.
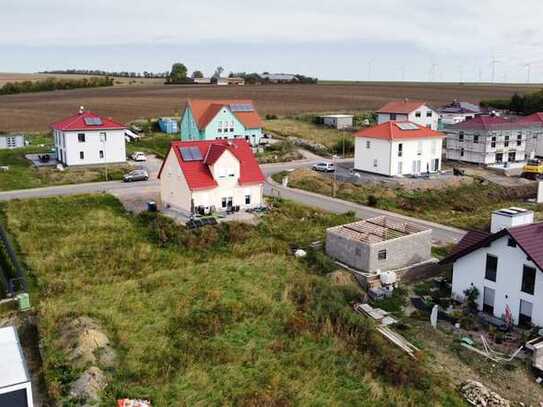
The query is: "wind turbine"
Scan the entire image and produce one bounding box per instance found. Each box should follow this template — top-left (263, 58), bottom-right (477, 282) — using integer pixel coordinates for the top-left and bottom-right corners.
top-left (429, 64), bottom-right (438, 82)
top-left (490, 56), bottom-right (500, 83)
top-left (523, 63), bottom-right (532, 83)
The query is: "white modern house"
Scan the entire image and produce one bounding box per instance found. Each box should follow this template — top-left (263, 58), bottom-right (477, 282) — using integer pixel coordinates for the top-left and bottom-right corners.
top-left (158, 139), bottom-right (265, 214)
top-left (0, 134), bottom-right (25, 149)
top-left (353, 121), bottom-right (444, 177)
top-left (443, 207), bottom-right (543, 327)
top-left (438, 100), bottom-right (481, 126)
top-left (0, 326), bottom-right (33, 407)
top-left (50, 108), bottom-right (127, 166)
top-left (377, 100), bottom-right (439, 130)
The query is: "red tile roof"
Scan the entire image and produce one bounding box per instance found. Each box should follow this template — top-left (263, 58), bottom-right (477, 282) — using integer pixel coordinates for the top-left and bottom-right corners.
top-left (442, 222), bottom-right (543, 271)
top-left (449, 115), bottom-right (518, 131)
top-left (50, 110), bottom-right (126, 132)
top-left (377, 100), bottom-right (427, 114)
top-left (187, 99), bottom-right (263, 130)
top-left (158, 139), bottom-right (265, 191)
top-left (449, 230), bottom-right (489, 256)
top-left (517, 112), bottom-right (543, 125)
top-left (354, 121), bottom-right (444, 141)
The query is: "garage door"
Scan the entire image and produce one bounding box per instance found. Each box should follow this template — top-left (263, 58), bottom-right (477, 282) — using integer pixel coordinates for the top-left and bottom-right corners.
top-left (0, 388), bottom-right (28, 407)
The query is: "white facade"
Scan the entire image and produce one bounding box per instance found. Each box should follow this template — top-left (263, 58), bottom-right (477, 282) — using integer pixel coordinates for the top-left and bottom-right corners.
top-left (377, 105), bottom-right (439, 130)
top-left (0, 135), bottom-right (25, 149)
top-left (440, 112), bottom-right (478, 126)
top-left (451, 235), bottom-right (542, 326)
top-left (0, 326), bottom-right (33, 407)
top-left (354, 136), bottom-right (443, 176)
top-left (53, 129), bottom-right (127, 166)
top-left (160, 149), bottom-right (263, 214)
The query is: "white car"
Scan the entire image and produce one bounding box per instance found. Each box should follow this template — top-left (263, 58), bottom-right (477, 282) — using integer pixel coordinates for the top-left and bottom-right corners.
top-left (312, 162), bottom-right (335, 172)
top-left (131, 152), bottom-right (147, 162)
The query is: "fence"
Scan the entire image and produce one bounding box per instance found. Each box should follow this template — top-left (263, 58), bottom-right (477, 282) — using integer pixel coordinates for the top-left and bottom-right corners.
top-left (0, 224), bottom-right (26, 298)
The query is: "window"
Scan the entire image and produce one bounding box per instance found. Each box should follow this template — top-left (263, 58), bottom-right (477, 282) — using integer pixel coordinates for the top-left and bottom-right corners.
top-left (398, 161), bottom-right (403, 174)
top-left (426, 111), bottom-right (432, 117)
top-left (378, 250), bottom-right (387, 260)
top-left (228, 168), bottom-right (235, 177)
top-left (504, 135), bottom-right (509, 147)
top-left (491, 136), bottom-right (496, 148)
top-left (80, 151), bottom-right (85, 160)
top-left (398, 143), bottom-right (403, 157)
top-left (460, 148), bottom-right (465, 157)
top-left (507, 238), bottom-right (516, 247)
top-left (6, 137), bottom-right (16, 148)
top-left (390, 113), bottom-right (397, 120)
top-left (230, 121), bottom-right (234, 132)
top-left (221, 197), bottom-right (233, 208)
top-left (521, 265), bottom-right (536, 295)
top-left (473, 135), bottom-right (479, 143)
top-left (99, 150), bottom-right (104, 159)
top-left (373, 159), bottom-right (378, 168)
top-left (217, 168), bottom-right (227, 178)
top-left (519, 299), bottom-right (533, 327)
top-left (415, 111), bottom-right (421, 118)
top-left (485, 254), bottom-right (498, 282)
top-left (245, 194), bottom-right (251, 205)
top-left (483, 287), bottom-right (495, 315)
top-left (366, 141), bottom-right (371, 149)
top-left (517, 133), bottom-right (522, 146)
top-left (459, 132), bottom-right (464, 142)
top-left (99, 132), bottom-right (107, 142)
top-left (355, 247), bottom-right (362, 256)
top-left (78, 133), bottom-right (86, 143)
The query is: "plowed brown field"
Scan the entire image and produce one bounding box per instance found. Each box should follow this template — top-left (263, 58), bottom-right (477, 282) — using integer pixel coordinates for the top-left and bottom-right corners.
top-left (0, 82), bottom-right (539, 132)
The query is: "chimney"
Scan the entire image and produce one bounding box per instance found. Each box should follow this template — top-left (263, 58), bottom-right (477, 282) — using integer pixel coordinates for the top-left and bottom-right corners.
top-left (490, 207), bottom-right (534, 233)
top-left (79, 106), bottom-right (85, 115)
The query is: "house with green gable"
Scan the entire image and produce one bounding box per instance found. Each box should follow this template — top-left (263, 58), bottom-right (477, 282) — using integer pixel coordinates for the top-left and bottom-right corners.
top-left (180, 99), bottom-right (263, 146)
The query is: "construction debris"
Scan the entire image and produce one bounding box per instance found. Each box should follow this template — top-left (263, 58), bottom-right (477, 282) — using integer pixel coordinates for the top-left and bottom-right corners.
top-left (460, 380), bottom-right (510, 407)
top-left (69, 366), bottom-right (107, 403)
top-left (117, 399), bottom-right (152, 407)
top-left (460, 335), bottom-right (523, 363)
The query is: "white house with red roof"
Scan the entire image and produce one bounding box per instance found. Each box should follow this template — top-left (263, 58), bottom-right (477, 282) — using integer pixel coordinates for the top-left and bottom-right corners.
top-left (353, 121), bottom-right (444, 177)
top-left (518, 112), bottom-right (543, 157)
top-left (50, 108), bottom-right (127, 166)
top-left (377, 100), bottom-right (439, 130)
top-left (180, 99), bottom-right (263, 146)
top-left (442, 208), bottom-right (543, 327)
top-left (158, 139), bottom-right (264, 214)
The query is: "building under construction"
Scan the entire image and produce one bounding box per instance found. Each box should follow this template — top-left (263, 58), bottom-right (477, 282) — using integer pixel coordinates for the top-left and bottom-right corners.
top-left (325, 216), bottom-right (432, 273)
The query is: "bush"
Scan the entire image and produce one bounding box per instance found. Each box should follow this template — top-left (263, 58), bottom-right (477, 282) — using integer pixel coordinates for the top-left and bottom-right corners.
top-left (265, 113), bottom-right (278, 120)
top-left (0, 76), bottom-right (114, 95)
top-left (367, 195), bottom-right (378, 207)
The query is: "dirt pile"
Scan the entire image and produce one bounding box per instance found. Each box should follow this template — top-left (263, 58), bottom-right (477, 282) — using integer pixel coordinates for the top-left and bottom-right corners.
top-left (460, 380), bottom-right (510, 407)
top-left (58, 317), bottom-right (116, 405)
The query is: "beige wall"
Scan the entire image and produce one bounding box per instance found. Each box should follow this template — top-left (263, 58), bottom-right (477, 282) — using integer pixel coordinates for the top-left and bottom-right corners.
top-left (160, 150), bottom-right (192, 212)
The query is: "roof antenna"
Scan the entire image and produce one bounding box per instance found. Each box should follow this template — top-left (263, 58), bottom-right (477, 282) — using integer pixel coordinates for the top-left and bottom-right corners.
top-left (79, 106), bottom-right (85, 114)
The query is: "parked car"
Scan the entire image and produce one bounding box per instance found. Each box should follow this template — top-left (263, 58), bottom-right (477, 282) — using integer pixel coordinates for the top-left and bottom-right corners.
top-left (312, 162), bottom-right (335, 172)
top-left (123, 169), bottom-right (149, 182)
top-left (131, 152), bottom-right (147, 162)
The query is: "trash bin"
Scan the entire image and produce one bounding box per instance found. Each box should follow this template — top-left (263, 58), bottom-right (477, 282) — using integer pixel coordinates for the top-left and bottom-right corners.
top-left (147, 201), bottom-right (157, 212)
top-left (17, 293), bottom-right (30, 311)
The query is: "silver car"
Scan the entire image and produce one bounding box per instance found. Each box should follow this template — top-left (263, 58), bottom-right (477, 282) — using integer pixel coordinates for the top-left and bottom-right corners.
top-left (123, 169), bottom-right (149, 182)
top-left (312, 162), bottom-right (335, 172)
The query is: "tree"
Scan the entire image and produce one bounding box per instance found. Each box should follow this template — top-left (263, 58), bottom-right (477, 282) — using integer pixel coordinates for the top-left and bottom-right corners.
top-left (169, 63), bottom-right (188, 83)
top-left (213, 66), bottom-right (224, 79)
top-left (191, 70), bottom-right (204, 79)
top-left (510, 93), bottom-right (525, 114)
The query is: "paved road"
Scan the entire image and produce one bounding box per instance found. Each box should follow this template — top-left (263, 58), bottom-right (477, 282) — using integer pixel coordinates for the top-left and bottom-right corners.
top-left (0, 157), bottom-right (465, 244)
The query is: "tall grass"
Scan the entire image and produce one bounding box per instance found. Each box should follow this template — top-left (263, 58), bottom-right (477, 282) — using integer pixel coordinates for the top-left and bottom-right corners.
top-left (4, 195), bottom-right (464, 406)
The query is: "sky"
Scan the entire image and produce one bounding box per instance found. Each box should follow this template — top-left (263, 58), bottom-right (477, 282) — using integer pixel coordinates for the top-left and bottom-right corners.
top-left (2, 0), bottom-right (543, 82)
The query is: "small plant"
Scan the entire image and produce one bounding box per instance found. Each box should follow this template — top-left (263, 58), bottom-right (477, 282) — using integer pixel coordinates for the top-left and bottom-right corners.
top-left (265, 113), bottom-right (278, 120)
top-left (367, 194), bottom-right (378, 207)
top-left (463, 287), bottom-right (479, 311)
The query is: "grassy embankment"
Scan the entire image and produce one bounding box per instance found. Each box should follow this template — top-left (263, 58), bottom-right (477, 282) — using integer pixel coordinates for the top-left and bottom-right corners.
top-left (0, 134), bottom-right (131, 191)
top-left (3, 195), bottom-right (464, 406)
top-left (273, 169), bottom-right (541, 230)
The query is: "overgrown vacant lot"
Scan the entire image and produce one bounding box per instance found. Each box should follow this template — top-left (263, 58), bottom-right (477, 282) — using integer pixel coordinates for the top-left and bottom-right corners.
top-left (4, 195), bottom-right (464, 406)
top-left (1, 81), bottom-right (539, 132)
top-left (276, 168), bottom-right (542, 230)
top-left (264, 118), bottom-right (350, 151)
top-left (0, 135), bottom-right (129, 191)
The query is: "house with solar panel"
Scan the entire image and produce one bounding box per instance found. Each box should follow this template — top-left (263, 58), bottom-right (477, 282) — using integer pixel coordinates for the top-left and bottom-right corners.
top-left (353, 121), bottom-right (444, 177)
top-left (442, 208), bottom-right (543, 327)
top-left (158, 139), bottom-right (265, 215)
top-left (51, 107), bottom-right (127, 166)
top-left (180, 99), bottom-right (263, 146)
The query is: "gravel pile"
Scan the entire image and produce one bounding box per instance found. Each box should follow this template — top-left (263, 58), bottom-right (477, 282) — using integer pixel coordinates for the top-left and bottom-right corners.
top-left (460, 380), bottom-right (510, 407)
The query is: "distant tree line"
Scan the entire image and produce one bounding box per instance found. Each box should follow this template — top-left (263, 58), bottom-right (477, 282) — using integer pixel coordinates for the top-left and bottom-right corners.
top-left (0, 76), bottom-right (114, 95)
top-left (228, 72), bottom-right (318, 84)
top-left (40, 69), bottom-right (169, 78)
top-left (480, 89), bottom-right (543, 115)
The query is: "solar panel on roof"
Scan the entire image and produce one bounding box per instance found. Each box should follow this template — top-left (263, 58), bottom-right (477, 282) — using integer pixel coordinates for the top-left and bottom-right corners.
top-left (83, 117), bottom-right (103, 126)
top-left (396, 122), bottom-right (419, 130)
top-left (230, 103), bottom-right (254, 112)
top-left (179, 146), bottom-right (203, 161)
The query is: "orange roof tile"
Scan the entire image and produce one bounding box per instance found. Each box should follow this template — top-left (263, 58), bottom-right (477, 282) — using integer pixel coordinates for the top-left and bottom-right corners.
top-left (187, 99), bottom-right (263, 130)
top-left (354, 121), bottom-right (444, 141)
